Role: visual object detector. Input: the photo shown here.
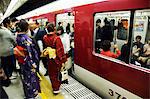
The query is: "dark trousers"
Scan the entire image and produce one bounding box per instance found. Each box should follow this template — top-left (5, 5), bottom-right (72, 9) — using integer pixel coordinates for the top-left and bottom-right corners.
top-left (41, 57), bottom-right (48, 71)
top-left (0, 87), bottom-right (9, 99)
top-left (1, 55), bottom-right (16, 77)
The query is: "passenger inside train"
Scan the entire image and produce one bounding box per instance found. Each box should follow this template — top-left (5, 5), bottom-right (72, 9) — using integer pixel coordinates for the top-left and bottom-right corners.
top-left (100, 40), bottom-right (121, 58)
top-left (0, 0), bottom-right (149, 99)
top-left (94, 10), bottom-right (150, 69)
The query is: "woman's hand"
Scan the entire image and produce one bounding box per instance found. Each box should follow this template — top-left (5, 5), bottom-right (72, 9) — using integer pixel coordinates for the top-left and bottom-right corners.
top-left (61, 63), bottom-right (65, 71)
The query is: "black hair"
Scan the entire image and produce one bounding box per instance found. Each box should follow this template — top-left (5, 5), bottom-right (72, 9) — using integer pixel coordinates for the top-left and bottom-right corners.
top-left (57, 26), bottom-right (64, 34)
top-left (136, 35), bottom-right (142, 40)
top-left (17, 19), bottom-right (29, 32)
top-left (46, 21), bottom-right (49, 26)
top-left (67, 23), bottom-right (70, 26)
top-left (102, 40), bottom-right (111, 51)
top-left (3, 17), bottom-right (11, 27)
top-left (66, 23), bottom-right (70, 34)
top-left (96, 19), bottom-right (101, 23)
top-left (58, 22), bottom-right (61, 26)
top-left (35, 20), bottom-right (39, 25)
top-left (104, 17), bottom-right (110, 25)
top-left (47, 23), bottom-right (55, 32)
top-left (11, 17), bottom-right (18, 22)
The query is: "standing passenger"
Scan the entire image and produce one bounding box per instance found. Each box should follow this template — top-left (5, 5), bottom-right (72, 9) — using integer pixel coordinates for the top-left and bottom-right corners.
top-left (95, 19), bottom-right (102, 53)
top-left (57, 26), bottom-right (70, 57)
top-left (101, 18), bottom-right (113, 42)
top-left (1, 17), bottom-right (17, 80)
top-left (33, 21), bottom-right (48, 74)
top-left (0, 23), bottom-right (21, 99)
top-left (43, 23), bottom-right (66, 94)
top-left (15, 19), bottom-right (40, 98)
top-left (66, 23), bottom-right (71, 34)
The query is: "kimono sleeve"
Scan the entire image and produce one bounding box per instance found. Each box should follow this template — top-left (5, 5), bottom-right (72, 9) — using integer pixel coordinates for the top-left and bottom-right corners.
top-left (23, 38), bottom-right (37, 68)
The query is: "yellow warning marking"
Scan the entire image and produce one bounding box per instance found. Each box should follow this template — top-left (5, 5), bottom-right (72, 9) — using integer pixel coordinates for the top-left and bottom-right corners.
top-left (38, 73), bottom-right (64, 99)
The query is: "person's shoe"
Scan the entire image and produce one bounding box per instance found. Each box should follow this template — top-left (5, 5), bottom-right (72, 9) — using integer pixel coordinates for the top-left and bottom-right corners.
top-left (12, 72), bottom-right (18, 77)
top-left (35, 94), bottom-right (41, 99)
top-left (9, 76), bottom-right (17, 80)
top-left (53, 89), bottom-right (61, 95)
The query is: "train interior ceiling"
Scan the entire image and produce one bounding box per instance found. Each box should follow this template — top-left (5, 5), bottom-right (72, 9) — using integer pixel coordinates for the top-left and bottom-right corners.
top-left (0, 0), bottom-right (150, 99)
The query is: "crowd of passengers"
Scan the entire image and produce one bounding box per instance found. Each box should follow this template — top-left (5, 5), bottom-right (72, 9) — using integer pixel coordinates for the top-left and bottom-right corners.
top-left (95, 18), bottom-right (150, 68)
top-left (0, 17), bottom-right (74, 99)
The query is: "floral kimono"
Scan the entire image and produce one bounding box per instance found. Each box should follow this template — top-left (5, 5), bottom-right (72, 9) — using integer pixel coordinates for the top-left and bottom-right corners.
top-left (16, 33), bottom-right (40, 98)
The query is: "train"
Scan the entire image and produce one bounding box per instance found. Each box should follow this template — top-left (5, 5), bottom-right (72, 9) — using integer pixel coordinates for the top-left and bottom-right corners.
top-left (18, 0), bottom-right (150, 99)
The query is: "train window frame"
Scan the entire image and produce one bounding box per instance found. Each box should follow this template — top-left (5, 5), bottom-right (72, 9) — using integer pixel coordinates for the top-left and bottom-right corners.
top-left (130, 9), bottom-right (150, 69)
top-left (93, 10), bottom-right (132, 64)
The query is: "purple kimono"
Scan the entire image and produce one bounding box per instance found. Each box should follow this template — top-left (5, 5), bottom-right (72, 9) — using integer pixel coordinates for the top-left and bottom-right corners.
top-left (16, 33), bottom-right (40, 98)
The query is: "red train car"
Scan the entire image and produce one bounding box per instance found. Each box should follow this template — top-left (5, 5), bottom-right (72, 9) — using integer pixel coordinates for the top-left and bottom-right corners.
top-left (20, 0), bottom-right (150, 98)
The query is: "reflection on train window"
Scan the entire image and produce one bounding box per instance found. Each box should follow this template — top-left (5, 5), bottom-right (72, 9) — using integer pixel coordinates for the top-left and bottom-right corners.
top-left (94, 11), bottom-right (131, 62)
top-left (131, 9), bottom-right (150, 69)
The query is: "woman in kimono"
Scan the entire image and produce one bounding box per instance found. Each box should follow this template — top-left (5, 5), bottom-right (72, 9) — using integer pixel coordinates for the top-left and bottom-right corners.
top-left (15, 19), bottom-right (40, 98)
top-left (43, 23), bottom-right (66, 94)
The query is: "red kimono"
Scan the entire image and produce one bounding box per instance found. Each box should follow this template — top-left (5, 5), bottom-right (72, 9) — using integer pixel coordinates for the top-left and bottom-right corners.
top-left (43, 33), bottom-right (66, 92)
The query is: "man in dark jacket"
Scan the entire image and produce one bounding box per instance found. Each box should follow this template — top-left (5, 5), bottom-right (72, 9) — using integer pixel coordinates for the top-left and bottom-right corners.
top-left (33, 22), bottom-right (48, 75)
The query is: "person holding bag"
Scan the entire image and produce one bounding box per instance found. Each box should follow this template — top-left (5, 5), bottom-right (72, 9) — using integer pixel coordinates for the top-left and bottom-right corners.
top-left (43, 23), bottom-right (67, 95)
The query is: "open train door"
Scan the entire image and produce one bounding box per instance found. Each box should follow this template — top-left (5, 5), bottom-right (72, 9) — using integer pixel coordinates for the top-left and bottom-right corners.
top-left (56, 12), bottom-right (75, 71)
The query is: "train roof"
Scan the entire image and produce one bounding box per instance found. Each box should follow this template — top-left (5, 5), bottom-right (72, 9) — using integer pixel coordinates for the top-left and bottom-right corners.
top-left (17, 0), bottom-right (106, 19)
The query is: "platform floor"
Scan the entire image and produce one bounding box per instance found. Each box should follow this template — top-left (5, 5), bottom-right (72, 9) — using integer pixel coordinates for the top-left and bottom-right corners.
top-left (3, 61), bottom-right (102, 99)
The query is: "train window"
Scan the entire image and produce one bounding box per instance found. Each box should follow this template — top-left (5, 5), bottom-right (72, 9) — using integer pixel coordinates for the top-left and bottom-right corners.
top-left (131, 9), bottom-right (150, 69)
top-left (94, 11), bottom-right (131, 62)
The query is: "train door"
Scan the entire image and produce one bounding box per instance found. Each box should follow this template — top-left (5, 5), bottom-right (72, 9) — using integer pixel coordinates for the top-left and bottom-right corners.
top-left (130, 9), bottom-right (150, 68)
top-left (94, 11), bottom-right (131, 54)
top-left (56, 12), bottom-right (75, 71)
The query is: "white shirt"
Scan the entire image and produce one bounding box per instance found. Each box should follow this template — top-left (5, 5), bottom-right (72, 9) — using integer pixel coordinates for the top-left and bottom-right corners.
top-left (60, 33), bottom-right (70, 54)
top-left (33, 28), bottom-right (39, 37)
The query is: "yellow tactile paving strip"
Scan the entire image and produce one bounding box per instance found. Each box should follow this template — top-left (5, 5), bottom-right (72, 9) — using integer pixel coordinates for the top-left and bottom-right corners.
top-left (38, 73), bottom-right (64, 99)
